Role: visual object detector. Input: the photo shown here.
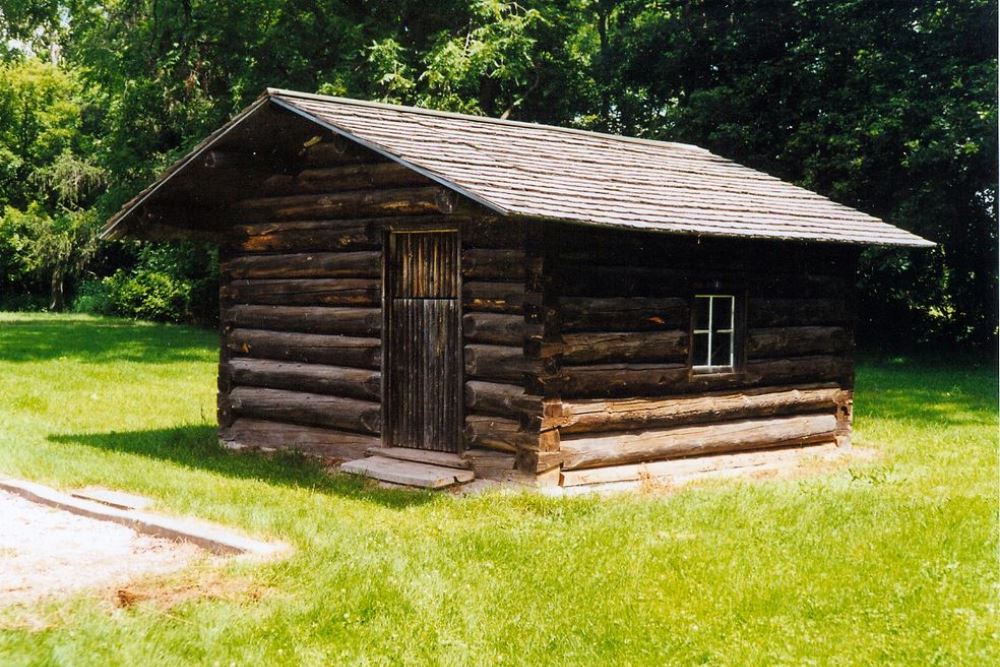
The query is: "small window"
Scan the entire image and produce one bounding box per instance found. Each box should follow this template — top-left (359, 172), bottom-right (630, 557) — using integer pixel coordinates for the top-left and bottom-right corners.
top-left (692, 294), bottom-right (736, 373)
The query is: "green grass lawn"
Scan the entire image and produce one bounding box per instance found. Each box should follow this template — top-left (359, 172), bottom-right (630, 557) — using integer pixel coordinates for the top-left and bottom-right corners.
top-left (0, 312), bottom-right (997, 665)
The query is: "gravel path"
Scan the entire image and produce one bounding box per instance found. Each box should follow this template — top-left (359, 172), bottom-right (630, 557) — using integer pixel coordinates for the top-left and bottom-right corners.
top-left (0, 490), bottom-right (203, 605)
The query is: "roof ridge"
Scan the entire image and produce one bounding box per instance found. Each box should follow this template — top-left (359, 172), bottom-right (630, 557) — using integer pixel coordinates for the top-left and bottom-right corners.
top-left (264, 88), bottom-right (711, 155)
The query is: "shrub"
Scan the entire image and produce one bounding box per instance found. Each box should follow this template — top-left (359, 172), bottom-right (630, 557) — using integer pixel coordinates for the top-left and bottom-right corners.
top-left (70, 278), bottom-right (112, 314)
top-left (102, 269), bottom-right (192, 322)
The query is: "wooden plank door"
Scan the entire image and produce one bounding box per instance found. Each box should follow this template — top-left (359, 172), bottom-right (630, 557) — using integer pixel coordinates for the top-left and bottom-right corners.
top-left (385, 230), bottom-right (462, 452)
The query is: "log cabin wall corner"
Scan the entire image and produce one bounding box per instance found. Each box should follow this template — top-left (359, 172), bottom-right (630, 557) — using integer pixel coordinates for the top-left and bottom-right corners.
top-left (101, 89), bottom-right (932, 488)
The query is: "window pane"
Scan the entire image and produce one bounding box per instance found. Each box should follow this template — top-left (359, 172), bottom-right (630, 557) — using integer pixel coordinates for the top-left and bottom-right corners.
top-left (692, 332), bottom-right (709, 366)
top-left (711, 332), bottom-right (732, 367)
top-left (713, 296), bottom-right (734, 331)
top-left (693, 296), bottom-right (710, 330)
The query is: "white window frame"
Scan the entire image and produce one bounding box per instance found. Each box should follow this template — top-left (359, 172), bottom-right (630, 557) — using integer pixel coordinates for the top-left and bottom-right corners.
top-left (692, 294), bottom-right (736, 373)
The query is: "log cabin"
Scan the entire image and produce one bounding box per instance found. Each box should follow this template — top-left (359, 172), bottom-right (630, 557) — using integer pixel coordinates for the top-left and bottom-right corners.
top-left (101, 89), bottom-right (932, 489)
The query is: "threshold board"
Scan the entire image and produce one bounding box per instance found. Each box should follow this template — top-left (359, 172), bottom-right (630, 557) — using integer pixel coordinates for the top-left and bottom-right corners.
top-left (365, 447), bottom-right (472, 470)
top-left (341, 455), bottom-right (475, 489)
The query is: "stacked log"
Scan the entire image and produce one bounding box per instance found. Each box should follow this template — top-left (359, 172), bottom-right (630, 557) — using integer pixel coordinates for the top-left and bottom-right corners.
top-left (460, 219), bottom-right (543, 455)
top-left (528, 224), bottom-right (859, 477)
top-left (218, 136), bottom-right (475, 461)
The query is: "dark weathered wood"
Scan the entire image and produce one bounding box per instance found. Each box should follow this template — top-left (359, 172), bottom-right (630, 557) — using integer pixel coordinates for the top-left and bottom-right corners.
top-left (221, 417), bottom-right (378, 461)
top-left (559, 297), bottom-right (689, 332)
top-left (223, 278), bottom-right (379, 306)
top-left (540, 355), bottom-right (852, 398)
top-left (234, 186), bottom-right (457, 221)
top-left (227, 357), bottom-right (381, 400)
top-left (463, 415), bottom-right (528, 453)
top-left (560, 413), bottom-right (839, 469)
top-left (300, 137), bottom-right (381, 166)
top-left (138, 204), bottom-right (227, 231)
top-left (463, 281), bottom-right (525, 314)
top-left (744, 355), bottom-right (853, 387)
top-left (462, 312), bottom-right (524, 345)
top-left (747, 326), bottom-right (852, 358)
top-left (124, 219), bottom-right (227, 243)
top-left (461, 249), bottom-right (526, 281)
top-left (229, 386), bottom-right (381, 434)
top-left (223, 251), bottom-right (380, 279)
top-left (386, 231), bottom-right (462, 452)
top-left (536, 363), bottom-right (688, 397)
top-left (464, 380), bottom-right (541, 425)
top-left (552, 330), bottom-right (688, 364)
top-left (546, 385), bottom-right (842, 434)
top-left (227, 329), bottom-right (380, 368)
top-left (228, 215), bottom-right (480, 253)
top-left (461, 217), bottom-right (522, 248)
top-left (749, 298), bottom-right (849, 327)
top-left (232, 221), bottom-right (376, 253)
top-left (202, 149), bottom-right (260, 170)
top-left (463, 344), bottom-right (538, 384)
top-left (224, 305), bottom-right (381, 337)
top-left (262, 162), bottom-right (430, 195)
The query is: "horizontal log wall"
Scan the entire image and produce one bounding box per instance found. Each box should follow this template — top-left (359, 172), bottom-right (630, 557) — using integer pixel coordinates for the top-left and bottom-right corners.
top-left (537, 224), bottom-right (859, 474)
top-left (217, 135), bottom-right (486, 462)
top-left (461, 218), bottom-right (544, 457)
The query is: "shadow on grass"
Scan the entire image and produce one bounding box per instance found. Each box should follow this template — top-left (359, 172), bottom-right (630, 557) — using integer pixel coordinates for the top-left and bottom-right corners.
top-left (48, 425), bottom-right (434, 510)
top-left (0, 315), bottom-right (217, 364)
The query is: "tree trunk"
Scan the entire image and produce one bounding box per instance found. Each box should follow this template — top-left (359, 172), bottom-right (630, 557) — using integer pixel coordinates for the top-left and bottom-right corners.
top-left (49, 265), bottom-right (65, 311)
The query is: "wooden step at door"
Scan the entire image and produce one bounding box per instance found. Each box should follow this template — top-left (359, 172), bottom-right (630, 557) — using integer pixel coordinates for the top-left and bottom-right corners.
top-left (341, 455), bottom-right (475, 489)
top-left (365, 447), bottom-right (472, 470)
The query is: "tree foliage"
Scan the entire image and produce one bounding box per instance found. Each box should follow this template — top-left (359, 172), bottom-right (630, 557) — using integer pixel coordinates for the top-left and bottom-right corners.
top-left (0, 0), bottom-right (995, 346)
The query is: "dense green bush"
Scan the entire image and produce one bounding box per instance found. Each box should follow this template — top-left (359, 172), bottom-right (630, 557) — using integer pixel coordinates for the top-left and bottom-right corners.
top-left (69, 279), bottom-right (111, 315)
top-left (100, 269), bottom-right (192, 322)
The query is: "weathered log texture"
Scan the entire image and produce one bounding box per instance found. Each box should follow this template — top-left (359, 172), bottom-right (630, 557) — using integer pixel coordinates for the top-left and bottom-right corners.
top-left (747, 326), bottom-right (851, 358)
top-left (744, 355), bottom-right (853, 387)
top-left (464, 344), bottom-right (539, 383)
top-left (559, 442), bottom-right (842, 487)
top-left (461, 249), bottom-right (526, 281)
top-left (462, 312), bottom-right (525, 345)
top-left (224, 305), bottom-right (381, 337)
top-left (231, 221), bottom-right (376, 253)
top-left (464, 380), bottom-right (542, 425)
top-left (229, 386), bottom-right (381, 434)
top-left (463, 415), bottom-right (529, 453)
top-left (227, 329), bottom-right (380, 368)
top-left (551, 330), bottom-right (688, 364)
top-left (536, 363), bottom-right (687, 397)
top-left (221, 417), bottom-right (378, 461)
top-left (124, 220), bottom-right (227, 243)
top-left (223, 278), bottom-right (379, 306)
top-left (461, 217), bottom-right (523, 248)
top-left (262, 162), bottom-right (430, 195)
top-left (234, 186), bottom-right (457, 221)
top-left (541, 355), bottom-right (852, 397)
top-left (223, 251), bottom-right (380, 279)
top-left (300, 137), bottom-right (380, 166)
top-left (749, 298), bottom-right (849, 327)
top-left (227, 357), bottom-right (381, 400)
top-left (560, 413), bottom-right (839, 469)
top-left (559, 297), bottom-right (689, 332)
top-left (545, 385), bottom-right (842, 434)
top-left (463, 281), bottom-right (525, 314)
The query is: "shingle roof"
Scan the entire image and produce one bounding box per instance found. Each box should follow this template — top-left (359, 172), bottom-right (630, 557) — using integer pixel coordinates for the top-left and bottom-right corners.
top-left (107, 89), bottom-right (933, 247)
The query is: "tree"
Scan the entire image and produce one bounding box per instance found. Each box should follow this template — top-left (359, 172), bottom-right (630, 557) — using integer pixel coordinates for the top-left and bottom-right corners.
top-left (597, 0), bottom-right (998, 346)
top-left (0, 58), bottom-right (105, 309)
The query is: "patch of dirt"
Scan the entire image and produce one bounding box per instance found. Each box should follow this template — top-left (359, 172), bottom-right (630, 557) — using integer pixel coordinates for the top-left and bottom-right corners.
top-left (0, 490), bottom-right (205, 607)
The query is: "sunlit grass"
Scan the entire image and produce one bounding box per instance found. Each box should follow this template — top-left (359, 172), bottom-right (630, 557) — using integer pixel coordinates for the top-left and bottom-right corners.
top-left (0, 312), bottom-right (997, 665)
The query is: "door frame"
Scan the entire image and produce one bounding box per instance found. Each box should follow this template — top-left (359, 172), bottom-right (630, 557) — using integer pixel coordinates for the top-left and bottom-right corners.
top-left (380, 224), bottom-right (464, 451)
